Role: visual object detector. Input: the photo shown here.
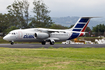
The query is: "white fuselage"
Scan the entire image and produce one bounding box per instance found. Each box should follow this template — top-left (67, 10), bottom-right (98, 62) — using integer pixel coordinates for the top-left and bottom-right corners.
top-left (3, 17), bottom-right (93, 45)
top-left (3, 28), bottom-right (72, 42)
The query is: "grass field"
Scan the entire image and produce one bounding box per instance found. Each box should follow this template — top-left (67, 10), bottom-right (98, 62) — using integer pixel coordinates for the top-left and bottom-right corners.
top-left (0, 47), bottom-right (105, 70)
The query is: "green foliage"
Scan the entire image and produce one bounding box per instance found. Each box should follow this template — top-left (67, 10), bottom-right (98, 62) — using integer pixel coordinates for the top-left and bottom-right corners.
top-left (0, 37), bottom-right (10, 43)
top-left (0, 0), bottom-right (104, 35)
top-left (0, 0), bottom-right (55, 33)
top-left (48, 46), bottom-right (53, 49)
top-left (85, 27), bottom-right (92, 37)
top-left (50, 24), bottom-right (69, 29)
top-left (0, 13), bottom-right (9, 33)
top-left (92, 24), bottom-right (105, 32)
top-left (92, 24), bottom-right (105, 36)
top-left (0, 48), bottom-right (105, 70)
top-left (5, 26), bottom-right (19, 33)
top-left (69, 24), bottom-right (74, 28)
top-left (7, 0), bottom-right (29, 28)
top-left (29, 0), bottom-right (53, 28)
top-left (85, 27), bottom-right (91, 32)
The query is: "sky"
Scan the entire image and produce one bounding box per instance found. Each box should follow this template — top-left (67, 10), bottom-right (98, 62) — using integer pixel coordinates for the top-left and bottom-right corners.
top-left (0, 0), bottom-right (105, 18)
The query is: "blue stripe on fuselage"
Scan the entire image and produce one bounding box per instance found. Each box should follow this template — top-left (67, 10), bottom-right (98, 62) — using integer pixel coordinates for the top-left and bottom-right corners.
top-left (79, 18), bottom-right (89, 22)
top-left (73, 29), bottom-right (81, 32)
top-left (67, 33), bottom-right (80, 40)
top-left (75, 24), bottom-right (85, 28)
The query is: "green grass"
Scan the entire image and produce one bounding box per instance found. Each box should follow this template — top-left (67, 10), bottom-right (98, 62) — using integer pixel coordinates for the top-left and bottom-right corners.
top-left (0, 37), bottom-right (10, 43)
top-left (0, 48), bottom-right (105, 70)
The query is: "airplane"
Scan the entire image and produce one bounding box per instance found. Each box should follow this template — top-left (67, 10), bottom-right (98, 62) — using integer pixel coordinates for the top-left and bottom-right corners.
top-left (3, 17), bottom-right (94, 45)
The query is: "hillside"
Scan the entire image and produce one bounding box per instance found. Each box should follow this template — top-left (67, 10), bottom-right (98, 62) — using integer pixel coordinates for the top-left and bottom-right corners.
top-left (52, 16), bottom-right (104, 29)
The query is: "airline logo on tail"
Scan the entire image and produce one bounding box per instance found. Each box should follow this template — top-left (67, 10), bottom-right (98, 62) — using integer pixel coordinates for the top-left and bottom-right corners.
top-left (68, 17), bottom-right (92, 40)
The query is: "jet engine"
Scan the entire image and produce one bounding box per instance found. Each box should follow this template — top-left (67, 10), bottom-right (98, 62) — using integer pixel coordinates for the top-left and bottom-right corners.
top-left (34, 32), bottom-right (49, 39)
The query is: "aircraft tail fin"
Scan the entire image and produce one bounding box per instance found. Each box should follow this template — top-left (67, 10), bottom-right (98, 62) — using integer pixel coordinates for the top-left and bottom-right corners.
top-left (71, 17), bottom-right (93, 32)
top-left (67, 17), bottom-right (94, 40)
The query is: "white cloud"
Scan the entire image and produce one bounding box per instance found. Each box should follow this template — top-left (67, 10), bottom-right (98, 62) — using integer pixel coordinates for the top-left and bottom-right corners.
top-left (44, 0), bottom-right (105, 17)
top-left (0, 0), bottom-right (105, 17)
top-left (0, 0), bottom-right (14, 13)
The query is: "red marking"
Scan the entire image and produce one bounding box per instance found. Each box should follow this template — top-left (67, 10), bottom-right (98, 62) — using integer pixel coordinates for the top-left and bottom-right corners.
top-left (79, 33), bottom-right (84, 37)
top-left (81, 20), bottom-right (90, 32)
top-left (18, 31), bottom-right (23, 39)
top-left (79, 20), bottom-right (90, 37)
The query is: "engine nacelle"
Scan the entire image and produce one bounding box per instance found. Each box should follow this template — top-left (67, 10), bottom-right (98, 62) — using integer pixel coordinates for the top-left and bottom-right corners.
top-left (34, 32), bottom-right (49, 39)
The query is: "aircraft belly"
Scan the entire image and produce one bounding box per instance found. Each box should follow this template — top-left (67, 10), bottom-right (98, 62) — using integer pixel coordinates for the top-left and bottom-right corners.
top-left (59, 37), bottom-right (68, 40)
top-left (50, 36), bottom-right (69, 41)
top-left (14, 38), bottom-right (42, 42)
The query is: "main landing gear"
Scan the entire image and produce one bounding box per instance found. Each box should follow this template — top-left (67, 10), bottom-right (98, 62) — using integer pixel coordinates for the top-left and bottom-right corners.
top-left (41, 41), bottom-right (46, 45)
top-left (50, 41), bottom-right (54, 45)
top-left (41, 40), bottom-right (55, 45)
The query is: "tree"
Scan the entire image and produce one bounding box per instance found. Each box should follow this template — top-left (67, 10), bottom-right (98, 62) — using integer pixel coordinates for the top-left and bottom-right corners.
top-left (50, 24), bottom-right (68, 29)
top-left (7, 0), bottom-right (29, 28)
top-left (0, 13), bottom-right (10, 33)
top-left (85, 27), bottom-right (91, 37)
top-left (23, 0), bottom-right (29, 25)
top-left (92, 24), bottom-right (105, 32)
top-left (29, 0), bottom-right (53, 28)
top-left (92, 24), bottom-right (105, 36)
top-left (69, 25), bottom-right (74, 28)
top-left (85, 27), bottom-right (91, 32)
top-left (5, 26), bottom-right (18, 34)
top-left (0, 13), bottom-right (20, 33)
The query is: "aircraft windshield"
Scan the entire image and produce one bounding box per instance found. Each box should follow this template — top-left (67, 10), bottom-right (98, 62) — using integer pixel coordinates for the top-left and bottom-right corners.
top-left (8, 32), bottom-right (16, 35)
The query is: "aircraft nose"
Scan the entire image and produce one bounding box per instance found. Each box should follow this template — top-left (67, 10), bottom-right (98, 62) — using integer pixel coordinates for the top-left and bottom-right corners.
top-left (3, 35), bottom-right (10, 41)
top-left (3, 36), bottom-right (7, 40)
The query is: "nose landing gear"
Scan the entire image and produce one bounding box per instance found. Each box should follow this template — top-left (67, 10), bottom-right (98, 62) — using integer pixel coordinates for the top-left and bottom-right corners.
top-left (10, 41), bottom-right (14, 45)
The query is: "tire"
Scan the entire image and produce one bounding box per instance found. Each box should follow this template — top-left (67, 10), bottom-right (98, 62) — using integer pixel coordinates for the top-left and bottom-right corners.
top-left (42, 41), bottom-right (46, 45)
top-left (50, 41), bottom-right (54, 45)
top-left (11, 42), bottom-right (14, 45)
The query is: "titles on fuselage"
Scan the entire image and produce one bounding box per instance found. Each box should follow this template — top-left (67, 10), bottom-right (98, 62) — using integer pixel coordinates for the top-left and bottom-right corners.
top-left (23, 35), bottom-right (34, 38)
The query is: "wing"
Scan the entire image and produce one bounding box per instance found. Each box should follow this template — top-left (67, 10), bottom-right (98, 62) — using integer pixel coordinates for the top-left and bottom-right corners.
top-left (46, 38), bottom-right (59, 42)
top-left (47, 29), bottom-right (66, 33)
top-left (36, 28), bottom-right (66, 33)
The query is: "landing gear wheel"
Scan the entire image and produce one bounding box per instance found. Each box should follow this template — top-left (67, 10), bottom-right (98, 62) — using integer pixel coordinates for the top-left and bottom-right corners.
top-left (11, 42), bottom-right (14, 45)
top-left (42, 41), bottom-right (46, 45)
top-left (50, 41), bottom-right (54, 45)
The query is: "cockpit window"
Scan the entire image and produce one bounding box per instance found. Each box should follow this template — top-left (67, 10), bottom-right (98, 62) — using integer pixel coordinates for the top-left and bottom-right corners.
top-left (13, 33), bottom-right (15, 35)
top-left (8, 32), bottom-right (16, 35)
